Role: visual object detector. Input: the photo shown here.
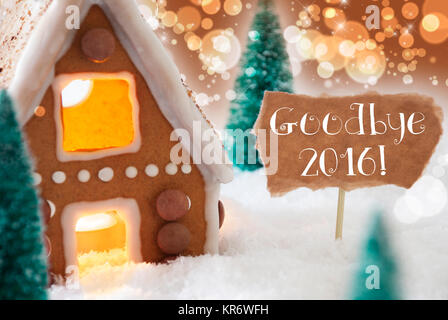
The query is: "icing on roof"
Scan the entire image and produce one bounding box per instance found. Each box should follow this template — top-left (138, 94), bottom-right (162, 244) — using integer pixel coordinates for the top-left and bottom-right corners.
top-left (6, 0), bottom-right (233, 184)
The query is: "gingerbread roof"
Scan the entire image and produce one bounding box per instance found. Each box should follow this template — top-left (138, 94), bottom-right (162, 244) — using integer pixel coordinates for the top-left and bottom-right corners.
top-left (7, 0), bottom-right (233, 184)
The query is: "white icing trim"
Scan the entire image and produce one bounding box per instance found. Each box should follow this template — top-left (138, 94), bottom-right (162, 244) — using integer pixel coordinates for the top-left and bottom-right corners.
top-left (33, 172), bottom-right (42, 185)
top-left (45, 235), bottom-right (52, 258)
top-left (52, 72), bottom-right (141, 162)
top-left (145, 164), bottom-right (159, 177)
top-left (52, 171), bottom-right (66, 184)
top-left (98, 167), bottom-right (114, 182)
top-left (47, 200), bottom-right (56, 218)
top-left (165, 162), bottom-right (178, 175)
top-left (61, 198), bottom-right (143, 277)
top-left (77, 169), bottom-right (91, 183)
top-left (203, 179), bottom-right (220, 254)
top-left (181, 164), bottom-right (192, 174)
top-left (125, 166), bottom-right (138, 179)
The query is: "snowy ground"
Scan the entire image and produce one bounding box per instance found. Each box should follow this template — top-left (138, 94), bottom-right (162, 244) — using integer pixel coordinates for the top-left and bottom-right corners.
top-left (50, 143), bottom-right (448, 299)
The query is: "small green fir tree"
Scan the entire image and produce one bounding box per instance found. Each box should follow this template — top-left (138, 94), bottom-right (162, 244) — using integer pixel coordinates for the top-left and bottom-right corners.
top-left (0, 90), bottom-right (48, 300)
top-left (225, 0), bottom-right (293, 171)
top-left (351, 211), bottom-right (400, 300)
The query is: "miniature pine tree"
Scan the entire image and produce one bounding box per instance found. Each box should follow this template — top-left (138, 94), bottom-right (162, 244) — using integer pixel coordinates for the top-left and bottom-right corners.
top-left (225, 0), bottom-right (293, 171)
top-left (0, 90), bottom-right (48, 300)
top-left (351, 211), bottom-right (400, 300)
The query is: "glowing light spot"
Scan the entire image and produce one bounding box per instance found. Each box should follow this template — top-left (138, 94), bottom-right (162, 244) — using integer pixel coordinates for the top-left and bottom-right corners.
top-left (398, 62), bottom-right (408, 73)
top-left (339, 40), bottom-right (355, 57)
top-left (403, 74), bottom-right (413, 84)
top-left (200, 29), bottom-right (241, 73)
top-left (202, 0), bottom-right (221, 15)
top-left (177, 6), bottom-right (201, 31)
top-left (404, 176), bottom-right (447, 218)
top-left (173, 23), bottom-right (185, 34)
top-left (225, 89), bottom-right (236, 101)
top-left (399, 33), bottom-right (414, 48)
top-left (422, 14), bottom-right (440, 32)
top-left (314, 43), bottom-right (328, 59)
top-left (375, 32), bottom-right (386, 42)
top-left (355, 40), bottom-right (365, 51)
top-left (317, 61), bottom-right (334, 79)
top-left (323, 8), bottom-right (346, 30)
top-left (137, 0), bottom-right (159, 30)
top-left (381, 7), bottom-right (395, 20)
top-left (213, 35), bottom-right (231, 53)
top-left (417, 48), bottom-right (426, 57)
top-left (402, 48), bottom-right (415, 61)
top-left (201, 18), bottom-right (213, 30)
top-left (402, 2), bottom-right (419, 20)
top-left (61, 79), bottom-right (92, 108)
top-left (300, 38), bottom-right (312, 50)
top-left (324, 7), bottom-right (336, 19)
top-left (162, 11), bottom-right (177, 27)
top-left (335, 21), bottom-right (369, 42)
top-left (248, 30), bottom-right (260, 41)
top-left (284, 26), bottom-right (302, 43)
top-left (76, 213), bottom-right (117, 232)
top-left (196, 93), bottom-right (209, 107)
top-left (307, 4), bottom-right (321, 16)
top-left (187, 34), bottom-right (202, 50)
top-left (245, 67), bottom-right (256, 77)
top-left (365, 39), bottom-right (376, 50)
top-left (224, 0), bottom-right (242, 16)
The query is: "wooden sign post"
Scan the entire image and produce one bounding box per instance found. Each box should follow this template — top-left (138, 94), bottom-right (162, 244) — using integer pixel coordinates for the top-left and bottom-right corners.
top-left (335, 188), bottom-right (345, 240)
top-left (254, 91), bottom-right (443, 239)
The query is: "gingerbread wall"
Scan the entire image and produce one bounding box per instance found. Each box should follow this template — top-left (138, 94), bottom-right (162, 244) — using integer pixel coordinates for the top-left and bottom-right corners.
top-left (24, 6), bottom-right (207, 277)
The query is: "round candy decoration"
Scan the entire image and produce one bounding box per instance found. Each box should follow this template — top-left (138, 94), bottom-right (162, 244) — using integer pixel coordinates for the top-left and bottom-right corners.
top-left (156, 189), bottom-right (190, 221)
top-left (218, 200), bottom-right (225, 229)
top-left (157, 223), bottom-right (191, 254)
top-left (81, 28), bottom-right (116, 63)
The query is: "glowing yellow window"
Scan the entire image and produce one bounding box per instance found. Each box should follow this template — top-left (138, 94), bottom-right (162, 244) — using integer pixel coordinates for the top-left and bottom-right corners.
top-left (75, 211), bottom-right (128, 275)
top-left (60, 77), bottom-right (135, 152)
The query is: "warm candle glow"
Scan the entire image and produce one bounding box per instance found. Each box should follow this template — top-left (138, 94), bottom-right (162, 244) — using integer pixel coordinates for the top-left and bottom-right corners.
top-left (75, 212), bottom-right (117, 232)
top-left (61, 78), bottom-right (135, 152)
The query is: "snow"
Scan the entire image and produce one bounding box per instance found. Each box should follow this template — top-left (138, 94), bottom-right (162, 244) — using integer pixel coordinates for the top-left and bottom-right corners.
top-left (50, 145), bottom-right (448, 299)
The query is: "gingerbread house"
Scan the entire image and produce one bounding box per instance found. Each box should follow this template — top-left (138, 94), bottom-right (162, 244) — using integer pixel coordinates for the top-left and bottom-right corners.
top-left (6, 0), bottom-right (233, 280)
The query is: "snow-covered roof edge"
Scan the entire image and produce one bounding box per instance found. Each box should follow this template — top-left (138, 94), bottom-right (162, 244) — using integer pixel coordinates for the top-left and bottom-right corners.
top-left (7, 0), bottom-right (233, 184)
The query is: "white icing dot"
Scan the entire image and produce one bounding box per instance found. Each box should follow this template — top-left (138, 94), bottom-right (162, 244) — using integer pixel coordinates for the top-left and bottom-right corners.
top-left (145, 164), bottom-right (159, 177)
top-left (165, 163), bottom-right (178, 175)
top-left (47, 200), bottom-right (56, 218)
top-left (181, 164), bottom-right (192, 174)
top-left (52, 171), bottom-right (66, 184)
top-left (45, 235), bottom-right (51, 257)
top-left (98, 167), bottom-right (114, 182)
top-left (126, 166), bottom-right (138, 179)
top-left (77, 170), bottom-right (90, 183)
top-left (33, 172), bottom-right (42, 185)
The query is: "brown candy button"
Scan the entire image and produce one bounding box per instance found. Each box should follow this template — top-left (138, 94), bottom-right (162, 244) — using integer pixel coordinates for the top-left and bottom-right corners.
top-left (81, 28), bottom-right (115, 63)
top-left (157, 223), bottom-right (191, 254)
top-left (156, 189), bottom-right (190, 221)
top-left (218, 200), bottom-right (225, 229)
top-left (41, 200), bottom-right (51, 225)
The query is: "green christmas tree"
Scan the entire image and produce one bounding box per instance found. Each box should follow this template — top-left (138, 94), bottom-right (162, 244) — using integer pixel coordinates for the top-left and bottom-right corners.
top-left (225, 0), bottom-right (293, 171)
top-left (351, 211), bottom-right (400, 300)
top-left (0, 90), bottom-right (47, 300)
